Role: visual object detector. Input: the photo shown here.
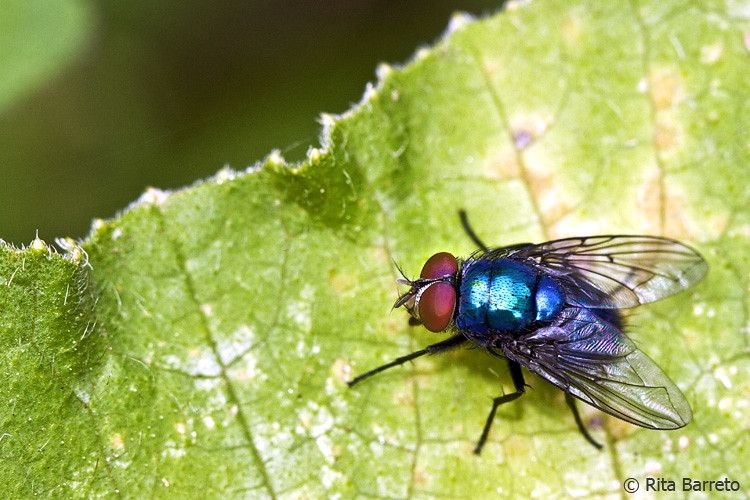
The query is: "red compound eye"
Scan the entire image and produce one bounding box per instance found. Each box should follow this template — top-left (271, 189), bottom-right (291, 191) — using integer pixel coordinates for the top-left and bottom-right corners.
top-left (418, 282), bottom-right (456, 332)
top-left (420, 252), bottom-right (458, 279)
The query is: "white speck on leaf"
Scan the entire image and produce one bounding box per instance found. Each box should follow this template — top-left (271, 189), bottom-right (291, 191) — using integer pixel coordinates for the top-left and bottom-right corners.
top-left (321, 465), bottom-right (343, 490)
top-left (138, 188), bottom-right (169, 206)
top-left (713, 366), bottom-right (733, 389)
top-left (316, 434), bottom-right (335, 464)
top-left (644, 460), bottom-right (662, 474)
top-left (217, 324), bottom-right (255, 365)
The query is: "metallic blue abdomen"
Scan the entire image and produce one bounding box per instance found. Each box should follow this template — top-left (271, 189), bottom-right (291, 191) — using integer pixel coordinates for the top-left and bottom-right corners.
top-left (456, 258), bottom-right (564, 334)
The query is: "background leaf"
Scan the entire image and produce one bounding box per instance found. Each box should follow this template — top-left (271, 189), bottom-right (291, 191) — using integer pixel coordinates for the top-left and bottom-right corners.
top-left (0, 0), bottom-right (93, 111)
top-left (0, 0), bottom-right (502, 244)
top-left (2, 0), bottom-right (749, 497)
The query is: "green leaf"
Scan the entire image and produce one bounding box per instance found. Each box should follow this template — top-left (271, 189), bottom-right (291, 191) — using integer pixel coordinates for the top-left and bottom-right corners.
top-left (2, 0), bottom-right (749, 497)
top-left (0, 0), bottom-right (94, 111)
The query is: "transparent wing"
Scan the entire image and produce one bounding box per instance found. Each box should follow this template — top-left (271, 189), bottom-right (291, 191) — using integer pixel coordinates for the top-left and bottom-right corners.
top-left (490, 235), bottom-right (708, 308)
top-left (499, 307), bottom-right (692, 429)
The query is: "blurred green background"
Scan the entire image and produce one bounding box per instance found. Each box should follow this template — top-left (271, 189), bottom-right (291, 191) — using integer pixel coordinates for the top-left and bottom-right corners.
top-left (0, 0), bottom-right (502, 246)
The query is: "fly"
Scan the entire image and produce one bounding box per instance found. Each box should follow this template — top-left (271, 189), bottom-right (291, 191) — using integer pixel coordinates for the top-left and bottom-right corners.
top-left (348, 211), bottom-right (708, 454)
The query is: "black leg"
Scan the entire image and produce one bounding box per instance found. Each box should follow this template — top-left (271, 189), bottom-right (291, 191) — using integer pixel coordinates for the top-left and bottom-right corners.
top-left (458, 210), bottom-right (489, 251)
top-left (565, 393), bottom-right (603, 450)
top-left (347, 334), bottom-right (466, 387)
top-left (474, 360), bottom-right (526, 454)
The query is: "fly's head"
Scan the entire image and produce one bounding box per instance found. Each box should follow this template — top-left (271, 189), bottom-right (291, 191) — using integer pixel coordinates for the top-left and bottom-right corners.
top-left (394, 252), bottom-right (459, 332)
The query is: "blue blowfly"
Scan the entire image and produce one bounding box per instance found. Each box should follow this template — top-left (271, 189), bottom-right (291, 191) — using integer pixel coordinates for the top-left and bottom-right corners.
top-left (348, 211), bottom-right (707, 454)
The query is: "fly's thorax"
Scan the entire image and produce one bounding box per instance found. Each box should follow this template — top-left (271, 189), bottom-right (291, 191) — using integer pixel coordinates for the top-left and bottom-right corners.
top-left (455, 257), bottom-right (564, 337)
